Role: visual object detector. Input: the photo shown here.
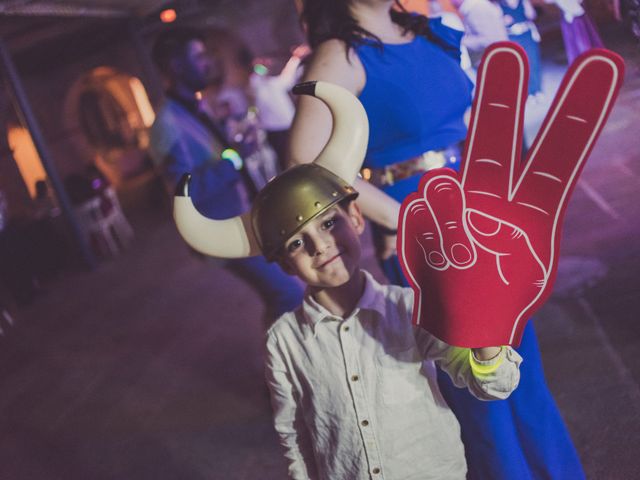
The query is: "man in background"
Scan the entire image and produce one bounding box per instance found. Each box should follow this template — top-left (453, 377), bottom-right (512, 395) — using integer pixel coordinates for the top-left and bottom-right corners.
top-left (149, 27), bottom-right (303, 322)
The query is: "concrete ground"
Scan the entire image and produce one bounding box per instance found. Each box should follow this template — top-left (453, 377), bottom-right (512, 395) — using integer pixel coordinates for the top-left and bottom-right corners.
top-left (0, 27), bottom-right (639, 480)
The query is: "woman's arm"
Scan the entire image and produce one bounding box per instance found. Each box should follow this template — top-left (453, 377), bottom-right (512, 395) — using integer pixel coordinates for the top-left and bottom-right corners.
top-left (287, 39), bottom-right (400, 231)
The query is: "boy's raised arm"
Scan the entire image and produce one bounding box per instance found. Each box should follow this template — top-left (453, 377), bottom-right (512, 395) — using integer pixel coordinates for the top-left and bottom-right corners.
top-left (265, 332), bottom-right (319, 480)
top-left (414, 326), bottom-right (522, 401)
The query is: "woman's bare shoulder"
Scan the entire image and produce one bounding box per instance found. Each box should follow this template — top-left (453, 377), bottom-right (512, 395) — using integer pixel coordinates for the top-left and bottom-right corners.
top-left (303, 39), bottom-right (365, 94)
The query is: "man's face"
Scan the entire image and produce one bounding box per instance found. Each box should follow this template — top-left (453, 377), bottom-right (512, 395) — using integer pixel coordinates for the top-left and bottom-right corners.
top-left (174, 39), bottom-right (218, 92)
top-left (280, 202), bottom-right (365, 288)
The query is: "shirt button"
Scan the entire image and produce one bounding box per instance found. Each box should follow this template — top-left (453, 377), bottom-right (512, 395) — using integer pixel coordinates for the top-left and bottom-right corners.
top-left (343, 325), bottom-right (350, 332)
top-left (351, 375), bottom-right (359, 382)
top-left (372, 467), bottom-right (381, 474)
top-left (361, 419), bottom-right (369, 427)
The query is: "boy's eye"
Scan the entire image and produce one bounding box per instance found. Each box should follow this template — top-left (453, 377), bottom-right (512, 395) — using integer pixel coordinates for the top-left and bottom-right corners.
top-left (286, 238), bottom-right (303, 253)
top-left (322, 217), bottom-right (337, 229)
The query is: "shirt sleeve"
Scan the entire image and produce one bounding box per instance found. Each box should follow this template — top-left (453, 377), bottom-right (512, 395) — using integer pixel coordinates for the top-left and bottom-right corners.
top-left (162, 138), bottom-right (239, 199)
top-left (265, 331), bottom-right (319, 480)
top-left (414, 327), bottom-right (522, 400)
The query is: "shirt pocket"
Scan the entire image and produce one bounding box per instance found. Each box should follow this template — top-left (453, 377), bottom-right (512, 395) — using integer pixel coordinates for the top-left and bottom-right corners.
top-left (375, 347), bottom-right (425, 406)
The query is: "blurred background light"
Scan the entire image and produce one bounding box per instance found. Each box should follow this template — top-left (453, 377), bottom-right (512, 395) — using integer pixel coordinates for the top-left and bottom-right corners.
top-left (159, 8), bottom-right (176, 23)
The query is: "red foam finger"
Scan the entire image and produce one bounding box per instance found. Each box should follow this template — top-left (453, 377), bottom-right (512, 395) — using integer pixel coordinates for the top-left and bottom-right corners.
top-left (397, 170), bottom-right (548, 347)
top-left (461, 42), bottom-right (528, 203)
top-left (422, 174), bottom-right (475, 268)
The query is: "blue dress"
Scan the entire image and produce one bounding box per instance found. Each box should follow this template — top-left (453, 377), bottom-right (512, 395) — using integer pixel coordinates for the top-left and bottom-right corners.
top-left (355, 18), bottom-right (585, 479)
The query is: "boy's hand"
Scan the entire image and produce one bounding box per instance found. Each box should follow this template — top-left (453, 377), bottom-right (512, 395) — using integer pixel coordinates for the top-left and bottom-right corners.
top-left (472, 347), bottom-right (502, 361)
top-left (398, 43), bottom-right (623, 348)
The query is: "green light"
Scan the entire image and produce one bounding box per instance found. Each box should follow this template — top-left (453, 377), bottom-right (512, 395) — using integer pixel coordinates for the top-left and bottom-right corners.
top-left (222, 148), bottom-right (243, 170)
top-left (253, 64), bottom-right (268, 76)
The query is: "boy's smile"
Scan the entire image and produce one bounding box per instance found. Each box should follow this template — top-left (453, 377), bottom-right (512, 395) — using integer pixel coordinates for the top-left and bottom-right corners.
top-left (317, 251), bottom-right (343, 269)
top-left (280, 202), bottom-right (366, 289)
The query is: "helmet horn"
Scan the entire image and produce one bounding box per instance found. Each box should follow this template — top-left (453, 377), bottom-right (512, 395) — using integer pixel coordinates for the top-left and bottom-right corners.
top-left (292, 81), bottom-right (369, 183)
top-left (173, 174), bottom-right (260, 258)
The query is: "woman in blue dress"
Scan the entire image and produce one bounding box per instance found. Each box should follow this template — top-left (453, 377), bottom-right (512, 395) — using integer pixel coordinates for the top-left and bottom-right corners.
top-left (287, 0), bottom-right (585, 478)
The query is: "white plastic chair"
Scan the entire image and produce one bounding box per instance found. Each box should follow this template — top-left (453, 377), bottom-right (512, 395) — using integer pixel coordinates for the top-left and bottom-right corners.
top-left (75, 189), bottom-right (133, 257)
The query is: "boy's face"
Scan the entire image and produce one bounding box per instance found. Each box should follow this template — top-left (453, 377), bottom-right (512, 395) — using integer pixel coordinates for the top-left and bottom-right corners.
top-left (279, 202), bottom-right (365, 288)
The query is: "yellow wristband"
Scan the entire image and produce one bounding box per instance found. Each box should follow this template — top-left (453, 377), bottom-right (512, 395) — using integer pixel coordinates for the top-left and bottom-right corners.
top-left (469, 347), bottom-right (505, 377)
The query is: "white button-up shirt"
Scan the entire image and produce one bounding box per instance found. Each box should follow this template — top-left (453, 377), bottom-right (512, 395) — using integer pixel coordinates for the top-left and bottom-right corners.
top-left (265, 271), bottom-right (522, 480)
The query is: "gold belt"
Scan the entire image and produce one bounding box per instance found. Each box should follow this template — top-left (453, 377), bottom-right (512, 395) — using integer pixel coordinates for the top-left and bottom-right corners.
top-left (362, 150), bottom-right (449, 187)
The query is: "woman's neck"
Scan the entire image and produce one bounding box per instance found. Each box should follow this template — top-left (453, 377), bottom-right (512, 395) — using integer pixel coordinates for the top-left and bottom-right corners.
top-left (310, 270), bottom-right (366, 318)
top-left (350, 1), bottom-right (410, 43)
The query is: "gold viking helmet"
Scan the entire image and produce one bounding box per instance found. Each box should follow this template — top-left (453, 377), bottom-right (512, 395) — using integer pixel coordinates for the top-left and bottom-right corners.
top-left (173, 81), bottom-right (369, 261)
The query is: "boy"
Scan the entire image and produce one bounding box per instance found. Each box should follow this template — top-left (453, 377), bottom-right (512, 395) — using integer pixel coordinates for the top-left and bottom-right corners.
top-left (266, 195), bottom-right (521, 480)
top-left (172, 80), bottom-right (522, 480)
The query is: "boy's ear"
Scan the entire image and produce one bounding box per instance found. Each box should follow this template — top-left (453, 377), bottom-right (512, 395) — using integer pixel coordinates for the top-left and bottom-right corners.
top-left (346, 201), bottom-right (366, 235)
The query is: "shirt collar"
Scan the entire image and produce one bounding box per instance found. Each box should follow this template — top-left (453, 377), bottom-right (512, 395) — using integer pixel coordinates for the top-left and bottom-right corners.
top-left (301, 270), bottom-right (388, 335)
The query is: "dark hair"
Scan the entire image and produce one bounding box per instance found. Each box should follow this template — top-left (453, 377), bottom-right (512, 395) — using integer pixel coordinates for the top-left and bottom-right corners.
top-left (300, 0), bottom-right (450, 52)
top-left (236, 45), bottom-right (255, 70)
top-left (151, 27), bottom-right (205, 74)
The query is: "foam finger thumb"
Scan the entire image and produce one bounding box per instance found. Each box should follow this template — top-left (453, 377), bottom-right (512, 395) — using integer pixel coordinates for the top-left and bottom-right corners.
top-left (467, 211), bottom-right (531, 257)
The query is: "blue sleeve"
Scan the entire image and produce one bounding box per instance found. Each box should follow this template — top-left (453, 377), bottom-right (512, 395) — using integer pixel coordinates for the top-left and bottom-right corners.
top-left (427, 16), bottom-right (464, 61)
top-left (163, 138), bottom-right (240, 200)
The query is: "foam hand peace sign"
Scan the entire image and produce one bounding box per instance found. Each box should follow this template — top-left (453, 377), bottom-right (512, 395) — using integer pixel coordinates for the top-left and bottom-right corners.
top-left (398, 43), bottom-right (624, 348)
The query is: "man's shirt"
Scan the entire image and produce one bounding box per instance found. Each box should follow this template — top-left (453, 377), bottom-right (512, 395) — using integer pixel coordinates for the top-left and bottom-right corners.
top-left (266, 270), bottom-right (522, 480)
top-left (149, 96), bottom-right (246, 219)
